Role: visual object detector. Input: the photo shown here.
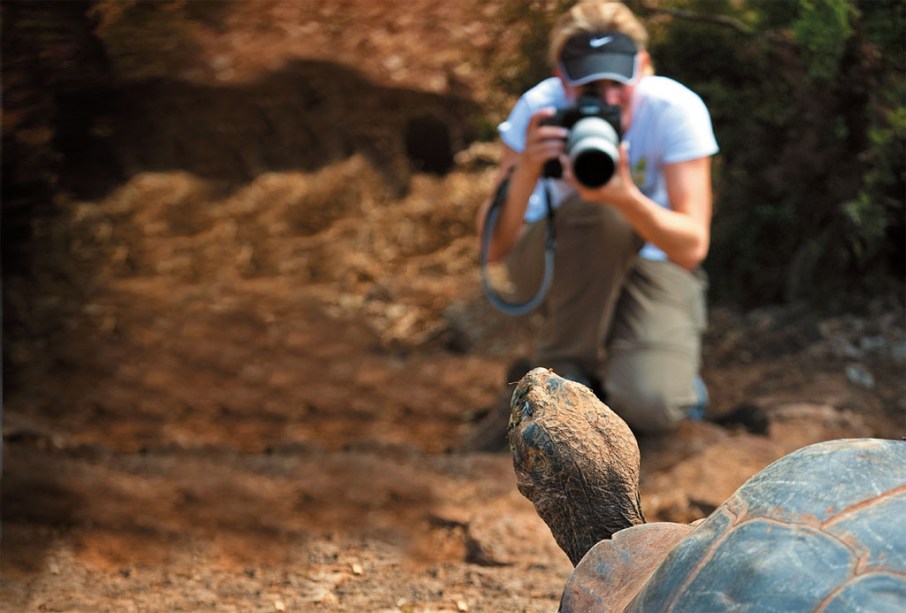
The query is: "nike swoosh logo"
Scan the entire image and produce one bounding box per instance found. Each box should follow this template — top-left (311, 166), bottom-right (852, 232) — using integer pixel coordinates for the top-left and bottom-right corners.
top-left (589, 36), bottom-right (613, 48)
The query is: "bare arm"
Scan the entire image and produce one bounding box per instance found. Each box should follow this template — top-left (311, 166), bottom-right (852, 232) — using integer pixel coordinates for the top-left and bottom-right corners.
top-left (569, 145), bottom-right (713, 270)
top-left (476, 109), bottom-right (568, 262)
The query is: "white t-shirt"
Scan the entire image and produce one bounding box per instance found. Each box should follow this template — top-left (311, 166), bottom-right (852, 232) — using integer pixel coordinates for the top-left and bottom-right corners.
top-left (498, 75), bottom-right (719, 260)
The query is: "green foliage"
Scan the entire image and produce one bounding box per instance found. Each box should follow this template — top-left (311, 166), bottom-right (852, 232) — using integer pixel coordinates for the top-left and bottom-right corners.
top-left (793, 0), bottom-right (854, 81)
top-left (844, 105), bottom-right (906, 257)
top-left (486, 0), bottom-right (905, 311)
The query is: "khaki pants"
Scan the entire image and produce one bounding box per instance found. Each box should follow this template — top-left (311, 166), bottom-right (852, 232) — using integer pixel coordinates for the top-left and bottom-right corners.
top-left (505, 195), bottom-right (708, 433)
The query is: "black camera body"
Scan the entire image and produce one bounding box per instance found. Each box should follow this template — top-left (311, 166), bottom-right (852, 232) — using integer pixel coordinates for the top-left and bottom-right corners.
top-left (541, 95), bottom-right (622, 188)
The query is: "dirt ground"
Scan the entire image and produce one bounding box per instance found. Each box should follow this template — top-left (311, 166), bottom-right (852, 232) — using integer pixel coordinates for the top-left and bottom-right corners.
top-left (2, 2), bottom-right (905, 612)
top-left (2, 164), bottom-right (904, 613)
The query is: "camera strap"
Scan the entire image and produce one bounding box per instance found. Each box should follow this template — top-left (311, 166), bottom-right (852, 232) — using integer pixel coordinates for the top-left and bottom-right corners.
top-left (480, 174), bottom-right (556, 316)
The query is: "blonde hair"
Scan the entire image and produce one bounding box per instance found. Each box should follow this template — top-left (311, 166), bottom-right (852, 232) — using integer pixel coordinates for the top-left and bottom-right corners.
top-left (548, 1), bottom-right (651, 72)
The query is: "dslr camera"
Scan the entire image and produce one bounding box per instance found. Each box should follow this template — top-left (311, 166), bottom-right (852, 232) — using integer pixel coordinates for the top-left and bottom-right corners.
top-left (542, 94), bottom-right (622, 188)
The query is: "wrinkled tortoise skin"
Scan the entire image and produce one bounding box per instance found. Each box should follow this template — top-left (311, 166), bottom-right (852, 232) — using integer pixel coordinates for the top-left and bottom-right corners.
top-left (508, 368), bottom-right (645, 565)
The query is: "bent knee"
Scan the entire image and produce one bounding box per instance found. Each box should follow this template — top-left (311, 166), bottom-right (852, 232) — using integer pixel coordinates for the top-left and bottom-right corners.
top-left (605, 382), bottom-right (690, 434)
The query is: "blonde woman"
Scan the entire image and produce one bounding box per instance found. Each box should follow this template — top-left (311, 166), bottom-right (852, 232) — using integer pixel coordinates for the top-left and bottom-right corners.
top-left (479, 0), bottom-right (718, 434)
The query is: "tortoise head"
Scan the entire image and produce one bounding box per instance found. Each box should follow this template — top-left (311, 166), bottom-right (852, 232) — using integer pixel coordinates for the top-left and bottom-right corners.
top-left (507, 368), bottom-right (565, 481)
top-left (507, 368), bottom-right (645, 565)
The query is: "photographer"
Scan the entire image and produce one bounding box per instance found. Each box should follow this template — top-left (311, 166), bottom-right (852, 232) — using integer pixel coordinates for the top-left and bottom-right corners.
top-left (478, 0), bottom-right (718, 434)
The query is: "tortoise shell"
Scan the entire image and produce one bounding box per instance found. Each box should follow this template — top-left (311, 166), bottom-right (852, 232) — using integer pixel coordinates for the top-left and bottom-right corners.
top-left (562, 437), bottom-right (906, 612)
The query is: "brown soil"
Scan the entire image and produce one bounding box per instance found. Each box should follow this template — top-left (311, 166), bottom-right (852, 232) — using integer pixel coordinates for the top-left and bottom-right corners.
top-left (2, 2), bottom-right (904, 612)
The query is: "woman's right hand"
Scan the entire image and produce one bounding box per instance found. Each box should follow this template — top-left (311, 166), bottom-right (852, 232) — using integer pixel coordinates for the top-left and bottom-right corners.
top-left (519, 107), bottom-right (568, 176)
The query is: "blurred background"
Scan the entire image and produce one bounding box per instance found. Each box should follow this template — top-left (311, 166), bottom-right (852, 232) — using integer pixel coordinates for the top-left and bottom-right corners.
top-left (2, 1), bottom-right (904, 611)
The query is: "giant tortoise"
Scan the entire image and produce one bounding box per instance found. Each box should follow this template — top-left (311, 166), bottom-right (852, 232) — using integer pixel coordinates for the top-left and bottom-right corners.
top-left (508, 367), bottom-right (906, 612)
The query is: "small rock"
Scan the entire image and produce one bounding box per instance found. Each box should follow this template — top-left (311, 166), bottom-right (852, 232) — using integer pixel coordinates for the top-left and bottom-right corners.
top-left (845, 363), bottom-right (875, 389)
top-left (311, 586), bottom-right (338, 605)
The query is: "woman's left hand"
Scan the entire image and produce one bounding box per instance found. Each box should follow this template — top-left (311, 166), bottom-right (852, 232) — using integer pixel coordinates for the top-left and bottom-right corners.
top-left (564, 141), bottom-right (638, 208)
